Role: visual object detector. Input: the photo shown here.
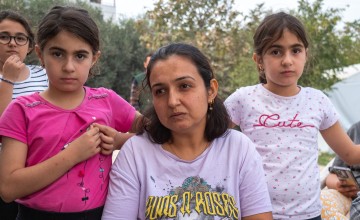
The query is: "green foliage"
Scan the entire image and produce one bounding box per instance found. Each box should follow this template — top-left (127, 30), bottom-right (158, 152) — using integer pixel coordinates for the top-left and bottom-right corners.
top-left (318, 151), bottom-right (335, 166)
top-left (141, 0), bottom-right (244, 96)
top-left (1, 0), bottom-right (359, 98)
top-left (139, 0), bottom-right (360, 95)
top-left (0, 0), bottom-right (147, 99)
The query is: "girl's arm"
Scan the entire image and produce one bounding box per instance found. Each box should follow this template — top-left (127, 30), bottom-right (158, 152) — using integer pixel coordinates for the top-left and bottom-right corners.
top-left (321, 121), bottom-right (360, 165)
top-left (94, 111), bottom-right (144, 154)
top-left (0, 126), bottom-right (101, 202)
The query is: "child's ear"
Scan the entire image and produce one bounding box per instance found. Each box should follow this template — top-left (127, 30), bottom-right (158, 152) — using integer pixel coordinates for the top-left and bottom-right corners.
top-left (35, 45), bottom-right (44, 67)
top-left (252, 53), bottom-right (262, 64)
top-left (92, 51), bottom-right (101, 66)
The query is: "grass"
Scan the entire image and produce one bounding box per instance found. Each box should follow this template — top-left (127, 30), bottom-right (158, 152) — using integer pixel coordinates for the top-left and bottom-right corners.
top-left (318, 151), bottom-right (335, 166)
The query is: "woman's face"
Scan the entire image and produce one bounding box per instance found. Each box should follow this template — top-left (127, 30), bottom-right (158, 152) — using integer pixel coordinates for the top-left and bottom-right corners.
top-left (149, 55), bottom-right (216, 136)
top-left (0, 19), bottom-right (31, 68)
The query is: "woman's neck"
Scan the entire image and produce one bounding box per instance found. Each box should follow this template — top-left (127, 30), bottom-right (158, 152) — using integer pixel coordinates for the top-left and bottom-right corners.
top-left (163, 134), bottom-right (210, 161)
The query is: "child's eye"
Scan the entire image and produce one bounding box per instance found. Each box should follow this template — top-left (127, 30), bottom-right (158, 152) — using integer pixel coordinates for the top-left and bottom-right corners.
top-left (293, 48), bottom-right (302, 54)
top-left (52, 51), bottom-right (62, 57)
top-left (76, 53), bottom-right (87, 60)
top-left (270, 50), bottom-right (281, 56)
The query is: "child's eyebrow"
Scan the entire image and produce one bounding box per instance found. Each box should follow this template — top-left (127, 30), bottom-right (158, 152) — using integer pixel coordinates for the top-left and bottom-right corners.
top-left (48, 46), bottom-right (90, 54)
top-left (269, 43), bottom-right (304, 49)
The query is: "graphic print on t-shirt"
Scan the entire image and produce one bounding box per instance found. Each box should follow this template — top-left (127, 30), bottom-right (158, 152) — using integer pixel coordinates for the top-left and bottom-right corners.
top-left (145, 176), bottom-right (239, 219)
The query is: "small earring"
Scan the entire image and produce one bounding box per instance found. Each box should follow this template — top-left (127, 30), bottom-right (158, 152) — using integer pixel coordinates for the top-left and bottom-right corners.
top-left (259, 65), bottom-right (264, 72)
top-left (208, 99), bottom-right (214, 111)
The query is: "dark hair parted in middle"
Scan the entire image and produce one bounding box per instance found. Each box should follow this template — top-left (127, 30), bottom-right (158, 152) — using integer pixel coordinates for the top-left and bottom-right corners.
top-left (142, 43), bottom-right (230, 144)
top-left (253, 12), bottom-right (309, 83)
top-left (36, 6), bottom-right (100, 76)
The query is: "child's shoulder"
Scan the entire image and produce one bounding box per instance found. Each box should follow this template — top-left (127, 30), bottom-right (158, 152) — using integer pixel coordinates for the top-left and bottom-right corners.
top-left (300, 86), bottom-right (327, 97)
top-left (11, 92), bottom-right (42, 109)
top-left (86, 86), bottom-right (118, 97)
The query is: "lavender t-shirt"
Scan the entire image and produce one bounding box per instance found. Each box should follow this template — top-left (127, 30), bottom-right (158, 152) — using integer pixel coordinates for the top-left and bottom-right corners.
top-left (102, 130), bottom-right (272, 219)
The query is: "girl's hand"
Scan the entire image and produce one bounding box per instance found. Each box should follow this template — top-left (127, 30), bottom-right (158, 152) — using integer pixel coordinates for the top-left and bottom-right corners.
top-left (66, 125), bottom-right (101, 163)
top-left (93, 123), bottom-right (117, 155)
top-left (2, 55), bottom-right (26, 82)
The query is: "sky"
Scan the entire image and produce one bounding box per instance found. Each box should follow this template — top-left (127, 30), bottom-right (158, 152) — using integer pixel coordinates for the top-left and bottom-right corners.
top-left (109, 0), bottom-right (359, 23)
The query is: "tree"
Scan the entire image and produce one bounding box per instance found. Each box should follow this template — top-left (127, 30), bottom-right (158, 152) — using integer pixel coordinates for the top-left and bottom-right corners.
top-left (139, 0), bottom-right (360, 95)
top-left (141, 0), bottom-right (244, 96)
top-left (0, 0), bottom-right (149, 98)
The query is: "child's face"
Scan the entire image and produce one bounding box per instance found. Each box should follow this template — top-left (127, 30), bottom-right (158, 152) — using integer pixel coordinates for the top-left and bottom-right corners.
top-left (0, 19), bottom-right (31, 68)
top-left (256, 29), bottom-right (307, 94)
top-left (36, 30), bottom-right (100, 93)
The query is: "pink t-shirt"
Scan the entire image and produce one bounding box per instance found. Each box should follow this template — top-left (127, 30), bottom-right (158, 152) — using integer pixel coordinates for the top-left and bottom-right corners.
top-left (0, 86), bottom-right (136, 212)
top-left (225, 84), bottom-right (338, 219)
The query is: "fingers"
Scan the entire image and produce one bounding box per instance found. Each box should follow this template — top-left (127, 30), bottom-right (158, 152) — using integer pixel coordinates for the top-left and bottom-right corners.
top-left (93, 123), bottom-right (117, 137)
top-left (3, 55), bottom-right (25, 81)
top-left (99, 131), bottom-right (115, 155)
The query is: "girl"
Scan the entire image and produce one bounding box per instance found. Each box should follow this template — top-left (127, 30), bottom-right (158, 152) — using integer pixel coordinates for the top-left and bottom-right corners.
top-left (0, 10), bottom-right (48, 115)
top-left (0, 10), bottom-right (48, 220)
top-left (0, 6), bottom-right (141, 219)
top-left (224, 12), bottom-right (360, 219)
top-left (102, 43), bottom-right (273, 219)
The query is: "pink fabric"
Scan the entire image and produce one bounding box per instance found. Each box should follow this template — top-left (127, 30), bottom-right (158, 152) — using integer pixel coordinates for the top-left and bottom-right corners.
top-left (0, 87), bottom-right (136, 212)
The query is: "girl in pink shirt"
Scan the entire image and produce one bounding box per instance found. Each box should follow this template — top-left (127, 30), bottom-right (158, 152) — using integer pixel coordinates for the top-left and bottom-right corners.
top-left (0, 6), bottom-right (141, 219)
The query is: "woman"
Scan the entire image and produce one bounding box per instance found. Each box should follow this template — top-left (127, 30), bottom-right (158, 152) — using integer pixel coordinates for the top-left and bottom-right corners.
top-left (102, 43), bottom-right (273, 219)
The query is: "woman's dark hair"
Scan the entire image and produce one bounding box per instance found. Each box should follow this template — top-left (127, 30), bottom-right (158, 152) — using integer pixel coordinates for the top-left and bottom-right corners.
top-left (253, 12), bottom-right (309, 83)
top-left (141, 43), bottom-right (230, 144)
top-left (36, 6), bottom-right (99, 76)
top-left (0, 10), bottom-right (35, 54)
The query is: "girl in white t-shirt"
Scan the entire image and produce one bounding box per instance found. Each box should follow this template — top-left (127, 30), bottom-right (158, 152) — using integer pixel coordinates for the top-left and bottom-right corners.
top-left (225, 12), bottom-right (360, 220)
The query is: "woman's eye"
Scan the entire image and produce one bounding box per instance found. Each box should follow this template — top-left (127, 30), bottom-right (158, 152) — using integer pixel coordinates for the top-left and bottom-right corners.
top-left (180, 84), bottom-right (191, 89)
top-left (154, 88), bottom-right (165, 95)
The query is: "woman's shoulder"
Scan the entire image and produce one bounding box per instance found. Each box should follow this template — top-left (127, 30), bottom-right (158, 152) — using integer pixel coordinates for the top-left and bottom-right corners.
top-left (217, 129), bottom-right (255, 148)
top-left (119, 133), bottom-right (159, 158)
